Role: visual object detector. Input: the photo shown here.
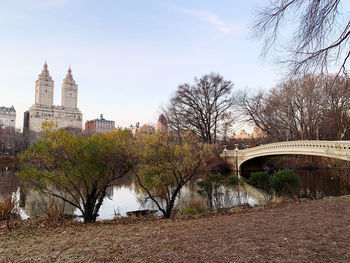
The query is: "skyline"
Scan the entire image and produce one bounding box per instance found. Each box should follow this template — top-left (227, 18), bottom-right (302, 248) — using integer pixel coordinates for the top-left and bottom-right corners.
top-left (1, 0), bottom-right (284, 130)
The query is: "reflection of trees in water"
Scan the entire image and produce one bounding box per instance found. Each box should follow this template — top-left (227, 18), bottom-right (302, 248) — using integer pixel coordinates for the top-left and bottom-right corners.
top-left (271, 155), bottom-right (350, 198)
top-left (0, 167), bottom-right (22, 197)
top-left (2, 170), bottom-right (139, 219)
top-left (298, 168), bottom-right (350, 198)
top-left (24, 189), bottom-right (75, 218)
top-left (22, 174), bottom-right (138, 219)
top-left (1, 167), bottom-right (79, 218)
top-left (131, 173), bottom-right (251, 212)
top-left (7, 162), bottom-right (350, 219)
top-left (110, 173), bottom-right (134, 188)
top-left (106, 174), bottom-right (136, 199)
top-left (119, 172), bottom-right (252, 212)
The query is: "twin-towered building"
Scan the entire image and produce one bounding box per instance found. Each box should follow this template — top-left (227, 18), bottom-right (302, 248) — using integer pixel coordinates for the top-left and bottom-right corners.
top-left (24, 63), bottom-right (82, 132)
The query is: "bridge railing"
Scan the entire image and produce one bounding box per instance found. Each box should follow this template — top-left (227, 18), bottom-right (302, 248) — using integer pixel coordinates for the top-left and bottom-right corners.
top-left (229, 140), bottom-right (350, 154)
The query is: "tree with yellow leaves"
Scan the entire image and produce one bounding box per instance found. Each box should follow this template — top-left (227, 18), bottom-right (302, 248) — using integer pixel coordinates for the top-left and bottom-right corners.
top-left (135, 131), bottom-right (214, 218)
top-left (17, 128), bottom-right (135, 223)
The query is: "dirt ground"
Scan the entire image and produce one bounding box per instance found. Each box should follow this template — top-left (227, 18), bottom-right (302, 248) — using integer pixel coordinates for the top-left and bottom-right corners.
top-left (1, 196), bottom-right (350, 263)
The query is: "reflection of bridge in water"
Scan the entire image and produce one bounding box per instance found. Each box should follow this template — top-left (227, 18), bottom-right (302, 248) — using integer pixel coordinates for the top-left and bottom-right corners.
top-left (221, 140), bottom-right (350, 177)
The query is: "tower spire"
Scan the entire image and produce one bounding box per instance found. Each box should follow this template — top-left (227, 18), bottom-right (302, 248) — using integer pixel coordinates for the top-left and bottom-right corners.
top-left (38, 61), bottom-right (52, 81)
top-left (68, 65), bottom-right (72, 75)
top-left (64, 66), bottom-right (75, 84)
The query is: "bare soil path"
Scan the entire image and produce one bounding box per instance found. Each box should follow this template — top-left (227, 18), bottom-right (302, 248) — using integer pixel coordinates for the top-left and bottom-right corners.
top-left (1, 196), bottom-right (350, 262)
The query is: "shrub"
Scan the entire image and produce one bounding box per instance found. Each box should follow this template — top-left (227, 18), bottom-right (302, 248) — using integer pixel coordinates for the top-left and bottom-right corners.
top-left (0, 197), bottom-right (15, 221)
top-left (0, 195), bottom-right (18, 230)
top-left (271, 169), bottom-right (300, 198)
top-left (178, 200), bottom-right (205, 217)
top-left (248, 171), bottom-right (273, 194)
top-left (247, 169), bottom-right (301, 202)
top-left (43, 199), bottom-right (65, 222)
top-left (226, 175), bottom-right (240, 186)
top-left (248, 171), bottom-right (274, 204)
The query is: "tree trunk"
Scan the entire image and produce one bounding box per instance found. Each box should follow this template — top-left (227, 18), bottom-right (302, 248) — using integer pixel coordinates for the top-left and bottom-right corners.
top-left (5, 213), bottom-right (11, 231)
top-left (163, 186), bottom-right (182, 219)
top-left (83, 198), bottom-right (97, 223)
top-left (164, 202), bottom-right (174, 219)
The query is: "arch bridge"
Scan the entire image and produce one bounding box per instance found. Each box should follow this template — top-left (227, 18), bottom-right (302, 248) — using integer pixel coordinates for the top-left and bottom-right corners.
top-left (220, 140), bottom-right (350, 177)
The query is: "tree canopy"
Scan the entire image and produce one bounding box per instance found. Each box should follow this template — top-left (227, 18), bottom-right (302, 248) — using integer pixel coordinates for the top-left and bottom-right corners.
top-left (17, 128), bottom-right (135, 223)
top-left (238, 74), bottom-right (350, 141)
top-left (135, 131), bottom-right (214, 218)
top-left (162, 73), bottom-right (236, 144)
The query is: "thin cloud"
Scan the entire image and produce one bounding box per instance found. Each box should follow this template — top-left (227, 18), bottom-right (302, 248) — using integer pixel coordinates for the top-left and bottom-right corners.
top-left (174, 7), bottom-right (247, 35)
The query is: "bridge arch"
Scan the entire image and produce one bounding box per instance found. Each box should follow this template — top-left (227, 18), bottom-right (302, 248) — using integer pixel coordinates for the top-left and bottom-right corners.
top-left (221, 140), bottom-right (350, 177)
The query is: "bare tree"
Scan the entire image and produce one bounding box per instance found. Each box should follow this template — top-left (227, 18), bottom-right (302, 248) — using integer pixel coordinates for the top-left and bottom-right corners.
top-left (161, 99), bottom-right (187, 141)
top-left (0, 126), bottom-right (27, 155)
top-left (162, 73), bottom-right (236, 144)
top-left (238, 74), bottom-right (327, 141)
top-left (321, 74), bottom-right (350, 139)
top-left (253, 0), bottom-right (350, 74)
top-left (236, 90), bottom-right (276, 140)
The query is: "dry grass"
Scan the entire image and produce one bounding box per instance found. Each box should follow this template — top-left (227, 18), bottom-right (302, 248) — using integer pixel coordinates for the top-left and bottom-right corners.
top-left (1, 196), bottom-right (350, 262)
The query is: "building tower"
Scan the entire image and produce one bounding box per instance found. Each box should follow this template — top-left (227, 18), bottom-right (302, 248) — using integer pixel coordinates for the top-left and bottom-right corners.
top-left (61, 67), bottom-right (78, 108)
top-left (26, 63), bottom-right (82, 134)
top-left (35, 62), bottom-right (54, 106)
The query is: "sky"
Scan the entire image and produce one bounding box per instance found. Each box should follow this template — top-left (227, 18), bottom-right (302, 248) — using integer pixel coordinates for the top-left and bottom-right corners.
top-left (0, 0), bottom-right (283, 130)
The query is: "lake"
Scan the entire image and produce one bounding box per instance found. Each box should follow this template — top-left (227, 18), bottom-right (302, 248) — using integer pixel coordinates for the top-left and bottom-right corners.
top-left (1, 166), bottom-right (350, 220)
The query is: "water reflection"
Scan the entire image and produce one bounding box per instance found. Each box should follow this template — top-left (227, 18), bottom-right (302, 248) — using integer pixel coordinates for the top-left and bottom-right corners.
top-left (0, 167), bottom-right (20, 193)
top-left (2, 166), bottom-right (350, 220)
top-left (296, 168), bottom-right (350, 198)
top-left (94, 185), bottom-right (159, 220)
top-left (23, 189), bottom-right (75, 219)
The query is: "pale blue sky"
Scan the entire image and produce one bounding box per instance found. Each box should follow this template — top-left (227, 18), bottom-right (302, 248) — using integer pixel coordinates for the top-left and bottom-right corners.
top-left (0, 0), bottom-right (283, 130)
